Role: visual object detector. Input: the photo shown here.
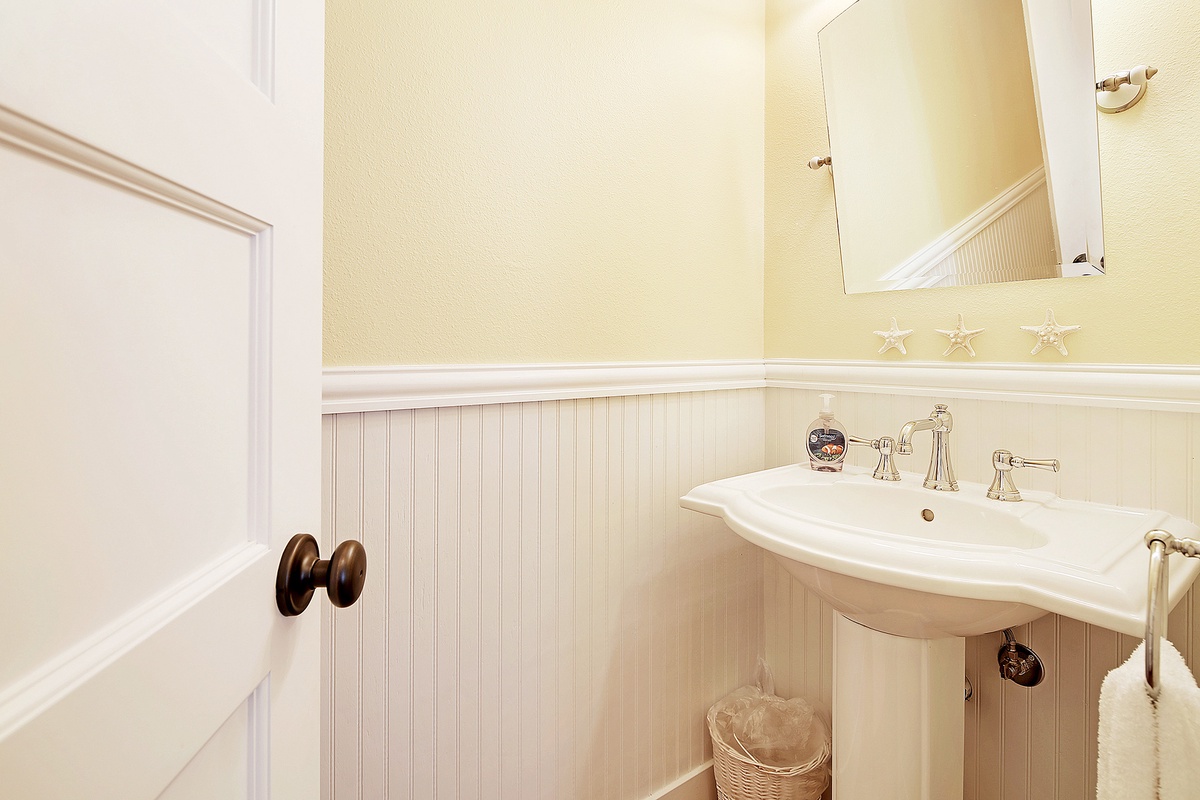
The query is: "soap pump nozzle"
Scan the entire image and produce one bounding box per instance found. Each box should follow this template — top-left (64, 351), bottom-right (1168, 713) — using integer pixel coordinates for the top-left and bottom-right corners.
top-left (818, 393), bottom-right (835, 422)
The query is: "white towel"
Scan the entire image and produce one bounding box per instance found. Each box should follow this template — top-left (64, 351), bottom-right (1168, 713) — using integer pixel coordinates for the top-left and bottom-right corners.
top-left (1155, 640), bottom-right (1200, 799)
top-left (1098, 641), bottom-right (1158, 800)
top-left (1097, 639), bottom-right (1200, 800)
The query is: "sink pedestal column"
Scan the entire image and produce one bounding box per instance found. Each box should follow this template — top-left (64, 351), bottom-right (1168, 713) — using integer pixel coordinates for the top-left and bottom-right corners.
top-left (833, 614), bottom-right (964, 799)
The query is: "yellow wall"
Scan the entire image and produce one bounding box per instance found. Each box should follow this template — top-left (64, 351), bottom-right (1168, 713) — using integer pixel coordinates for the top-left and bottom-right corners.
top-left (327, 0), bottom-right (1200, 367)
top-left (822, 0), bottom-right (1044, 290)
top-left (767, 0), bottom-right (1200, 363)
top-left (324, 0), bottom-right (765, 366)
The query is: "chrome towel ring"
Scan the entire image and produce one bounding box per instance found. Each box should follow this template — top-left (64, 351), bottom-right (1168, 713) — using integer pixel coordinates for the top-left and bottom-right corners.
top-left (1144, 530), bottom-right (1200, 699)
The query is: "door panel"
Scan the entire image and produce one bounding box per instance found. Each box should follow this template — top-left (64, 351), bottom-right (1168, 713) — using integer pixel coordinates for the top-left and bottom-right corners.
top-left (0, 0), bottom-right (323, 797)
top-left (167, 0), bottom-right (275, 96)
top-left (0, 130), bottom-right (264, 690)
top-left (157, 678), bottom-right (269, 800)
top-left (0, 554), bottom-right (273, 798)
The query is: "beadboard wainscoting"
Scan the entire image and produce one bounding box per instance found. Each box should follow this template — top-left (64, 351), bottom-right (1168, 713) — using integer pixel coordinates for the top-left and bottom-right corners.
top-left (320, 388), bottom-right (764, 800)
top-left (322, 360), bottom-right (1200, 800)
top-left (763, 383), bottom-right (1200, 800)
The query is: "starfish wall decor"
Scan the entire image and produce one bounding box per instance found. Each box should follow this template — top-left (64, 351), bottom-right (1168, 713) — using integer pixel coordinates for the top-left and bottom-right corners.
top-left (1020, 309), bottom-right (1081, 355)
top-left (873, 317), bottom-right (914, 355)
top-left (935, 313), bottom-right (984, 357)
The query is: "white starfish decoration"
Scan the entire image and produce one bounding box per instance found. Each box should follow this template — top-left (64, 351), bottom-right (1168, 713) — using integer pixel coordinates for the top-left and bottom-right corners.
top-left (935, 313), bottom-right (985, 357)
top-left (1020, 309), bottom-right (1081, 355)
top-left (873, 317), bottom-right (914, 355)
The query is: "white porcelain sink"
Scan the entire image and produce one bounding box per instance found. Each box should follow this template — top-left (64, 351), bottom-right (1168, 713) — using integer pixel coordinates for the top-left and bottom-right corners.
top-left (683, 464), bottom-right (1200, 638)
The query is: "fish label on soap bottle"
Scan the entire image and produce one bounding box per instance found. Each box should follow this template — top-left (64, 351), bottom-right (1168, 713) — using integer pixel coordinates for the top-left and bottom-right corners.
top-left (808, 429), bottom-right (846, 463)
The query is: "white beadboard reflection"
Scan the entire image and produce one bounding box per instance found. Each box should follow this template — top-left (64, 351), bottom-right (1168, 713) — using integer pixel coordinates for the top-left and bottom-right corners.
top-left (927, 182), bottom-right (1058, 287)
top-left (764, 387), bottom-right (1200, 800)
top-left (321, 390), bottom-right (766, 800)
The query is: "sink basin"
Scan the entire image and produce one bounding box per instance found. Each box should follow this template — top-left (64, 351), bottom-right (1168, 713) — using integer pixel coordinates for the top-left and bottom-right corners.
top-left (683, 464), bottom-right (1200, 638)
top-left (755, 483), bottom-right (1050, 550)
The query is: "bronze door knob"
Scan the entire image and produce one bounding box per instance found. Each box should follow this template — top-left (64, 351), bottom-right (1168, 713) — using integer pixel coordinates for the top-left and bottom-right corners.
top-left (276, 533), bottom-right (367, 616)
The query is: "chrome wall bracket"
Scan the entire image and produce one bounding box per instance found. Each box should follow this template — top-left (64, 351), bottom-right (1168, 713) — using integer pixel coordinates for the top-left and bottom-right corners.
top-left (1096, 65), bottom-right (1158, 114)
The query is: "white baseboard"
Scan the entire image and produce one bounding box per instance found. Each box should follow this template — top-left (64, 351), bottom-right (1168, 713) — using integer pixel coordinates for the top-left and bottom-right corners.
top-left (649, 761), bottom-right (717, 800)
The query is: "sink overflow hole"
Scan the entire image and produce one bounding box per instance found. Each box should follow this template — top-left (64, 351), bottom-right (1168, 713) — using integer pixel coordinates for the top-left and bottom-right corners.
top-left (921, 509), bottom-right (935, 522)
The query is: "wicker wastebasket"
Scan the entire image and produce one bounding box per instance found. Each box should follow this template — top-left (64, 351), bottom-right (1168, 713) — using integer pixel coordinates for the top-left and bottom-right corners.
top-left (706, 695), bottom-right (831, 800)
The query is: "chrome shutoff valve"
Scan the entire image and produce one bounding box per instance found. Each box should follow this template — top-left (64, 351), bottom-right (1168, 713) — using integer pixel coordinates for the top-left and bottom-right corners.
top-left (997, 629), bottom-right (1045, 687)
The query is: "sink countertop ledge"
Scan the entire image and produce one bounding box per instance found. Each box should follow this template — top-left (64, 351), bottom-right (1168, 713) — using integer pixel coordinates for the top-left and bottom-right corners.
top-left (682, 464), bottom-right (1200, 638)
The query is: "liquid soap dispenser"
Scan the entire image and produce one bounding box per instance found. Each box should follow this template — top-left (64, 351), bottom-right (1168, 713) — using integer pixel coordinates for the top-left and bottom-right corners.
top-left (807, 393), bottom-right (847, 472)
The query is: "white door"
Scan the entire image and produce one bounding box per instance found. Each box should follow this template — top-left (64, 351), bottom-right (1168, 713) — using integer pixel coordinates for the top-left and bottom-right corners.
top-left (0, 1), bottom-right (327, 797)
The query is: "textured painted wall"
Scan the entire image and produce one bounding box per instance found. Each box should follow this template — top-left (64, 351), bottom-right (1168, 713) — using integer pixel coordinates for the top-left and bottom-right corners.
top-left (324, 0), bottom-right (765, 366)
top-left (766, 0), bottom-right (1200, 363)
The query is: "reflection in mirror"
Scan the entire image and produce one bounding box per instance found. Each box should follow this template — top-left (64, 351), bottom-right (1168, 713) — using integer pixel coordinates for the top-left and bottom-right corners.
top-left (820, 0), bottom-right (1104, 294)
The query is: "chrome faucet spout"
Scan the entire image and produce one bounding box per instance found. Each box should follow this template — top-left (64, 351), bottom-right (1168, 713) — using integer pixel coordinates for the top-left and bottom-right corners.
top-left (897, 404), bottom-right (957, 491)
top-left (896, 418), bottom-right (937, 455)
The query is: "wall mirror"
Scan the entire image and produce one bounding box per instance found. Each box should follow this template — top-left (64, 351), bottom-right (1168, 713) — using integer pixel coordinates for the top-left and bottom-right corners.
top-left (820, 0), bottom-right (1104, 294)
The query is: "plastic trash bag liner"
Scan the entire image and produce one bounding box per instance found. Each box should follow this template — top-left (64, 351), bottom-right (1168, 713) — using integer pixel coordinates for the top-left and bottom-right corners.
top-left (710, 685), bottom-right (829, 768)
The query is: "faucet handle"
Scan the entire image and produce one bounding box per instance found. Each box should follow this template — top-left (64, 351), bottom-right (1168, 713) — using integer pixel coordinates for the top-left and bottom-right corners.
top-left (987, 450), bottom-right (1060, 501)
top-left (848, 435), bottom-right (901, 481)
top-left (1009, 455), bottom-right (1060, 472)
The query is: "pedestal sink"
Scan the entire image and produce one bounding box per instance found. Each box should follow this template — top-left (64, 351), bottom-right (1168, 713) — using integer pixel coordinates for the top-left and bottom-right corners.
top-left (682, 464), bottom-right (1200, 799)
